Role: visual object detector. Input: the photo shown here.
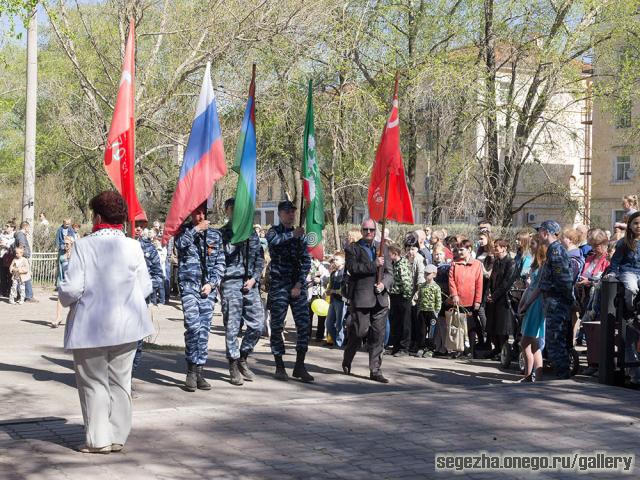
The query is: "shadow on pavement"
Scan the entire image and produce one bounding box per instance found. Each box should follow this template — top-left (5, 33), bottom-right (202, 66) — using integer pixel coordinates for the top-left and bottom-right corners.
top-left (20, 319), bottom-right (54, 327)
top-left (0, 361), bottom-right (75, 388)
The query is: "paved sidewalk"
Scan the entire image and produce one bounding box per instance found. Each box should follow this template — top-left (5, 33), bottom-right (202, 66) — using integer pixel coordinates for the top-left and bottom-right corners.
top-left (0, 288), bottom-right (639, 479)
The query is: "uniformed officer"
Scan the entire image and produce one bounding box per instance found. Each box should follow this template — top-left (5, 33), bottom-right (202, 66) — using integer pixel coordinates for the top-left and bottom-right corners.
top-left (537, 220), bottom-right (574, 379)
top-left (267, 200), bottom-right (313, 382)
top-left (132, 220), bottom-right (163, 385)
top-left (220, 198), bottom-right (265, 386)
top-left (175, 203), bottom-right (226, 392)
top-left (135, 221), bottom-right (164, 303)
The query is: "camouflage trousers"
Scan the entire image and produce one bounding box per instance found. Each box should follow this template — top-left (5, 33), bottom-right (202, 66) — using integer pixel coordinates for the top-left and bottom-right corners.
top-left (181, 291), bottom-right (215, 365)
top-left (221, 280), bottom-right (265, 360)
top-left (268, 284), bottom-right (310, 356)
top-left (543, 294), bottom-right (572, 377)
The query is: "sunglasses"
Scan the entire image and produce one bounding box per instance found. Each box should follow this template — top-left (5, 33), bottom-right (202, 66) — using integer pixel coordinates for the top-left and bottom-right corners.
top-left (362, 228), bottom-right (376, 232)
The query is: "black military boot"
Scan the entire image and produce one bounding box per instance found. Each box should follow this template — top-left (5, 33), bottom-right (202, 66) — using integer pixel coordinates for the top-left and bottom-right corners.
top-left (292, 351), bottom-right (314, 383)
top-left (185, 362), bottom-right (197, 392)
top-left (238, 352), bottom-right (255, 381)
top-left (195, 365), bottom-right (211, 390)
top-left (274, 355), bottom-right (288, 381)
top-left (229, 359), bottom-right (244, 386)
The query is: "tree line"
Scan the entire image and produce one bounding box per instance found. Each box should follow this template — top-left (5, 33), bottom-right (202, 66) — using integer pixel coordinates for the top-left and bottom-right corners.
top-left (0, 0), bottom-right (638, 228)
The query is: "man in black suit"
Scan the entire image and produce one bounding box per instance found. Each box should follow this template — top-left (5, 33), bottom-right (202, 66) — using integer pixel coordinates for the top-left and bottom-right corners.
top-left (342, 218), bottom-right (394, 383)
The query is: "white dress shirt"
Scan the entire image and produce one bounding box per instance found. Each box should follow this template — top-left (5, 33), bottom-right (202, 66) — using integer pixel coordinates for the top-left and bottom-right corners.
top-left (59, 228), bottom-right (154, 350)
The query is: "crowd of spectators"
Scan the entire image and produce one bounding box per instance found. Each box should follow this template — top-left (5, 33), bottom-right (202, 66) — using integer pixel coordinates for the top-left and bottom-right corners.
top-left (2, 193), bottom-right (639, 386)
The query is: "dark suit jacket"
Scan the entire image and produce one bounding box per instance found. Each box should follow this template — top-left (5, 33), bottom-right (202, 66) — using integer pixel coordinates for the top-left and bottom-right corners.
top-left (345, 241), bottom-right (393, 309)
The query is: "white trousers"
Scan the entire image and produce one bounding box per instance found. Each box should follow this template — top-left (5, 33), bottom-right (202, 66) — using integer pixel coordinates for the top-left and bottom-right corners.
top-left (72, 342), bottom-right (137, 448)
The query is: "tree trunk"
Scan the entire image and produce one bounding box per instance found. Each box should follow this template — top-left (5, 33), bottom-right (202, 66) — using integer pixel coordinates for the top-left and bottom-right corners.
top-left (482, 0), bottom-right (500, 225)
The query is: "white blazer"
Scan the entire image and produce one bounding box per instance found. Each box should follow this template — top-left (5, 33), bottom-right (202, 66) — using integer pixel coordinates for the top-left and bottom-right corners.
top-left (59, 228), bottom-right (154, 350)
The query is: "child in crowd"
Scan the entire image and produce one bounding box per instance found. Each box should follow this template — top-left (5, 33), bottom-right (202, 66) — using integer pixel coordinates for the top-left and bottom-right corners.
top-left (431, 245), bottom-right (452, 357)
top-left (388, 243), bottom-right (413, 356)
top-left (429, 230), bottom-right (452, 261)
top-left (417, 264), bottom-right (442, 357)
top-left (308, 257), bottom-right (329, 341)
top-left (9, 246), bottom-right (30, 305)
top-left (326, 252), bottom-right (346, 347)
top-left (404, 234), bottom-right (426, 355)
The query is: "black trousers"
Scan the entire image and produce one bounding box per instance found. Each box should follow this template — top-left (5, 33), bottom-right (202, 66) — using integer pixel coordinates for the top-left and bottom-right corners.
top-left (389, 294), bottom-right (412, 353)
top-left (343, 301), bottom-right (388, 373)
top-left (412, 310), bottom-right (437, 351)
top-left (0, 266), bottom-right (10, 297)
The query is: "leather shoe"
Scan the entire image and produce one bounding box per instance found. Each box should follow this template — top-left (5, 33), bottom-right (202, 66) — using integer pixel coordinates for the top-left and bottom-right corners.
top-left (369, 371), bottom-right (389, 383)
top-left (78, 445), bottom-right (111, 454)
top-left (341, 363), bottom-right (351, 375)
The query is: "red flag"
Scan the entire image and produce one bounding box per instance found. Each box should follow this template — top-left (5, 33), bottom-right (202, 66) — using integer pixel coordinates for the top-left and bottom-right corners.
top-left (104, 22), bottom-right (146, 224)
top-left (367, 80), bottom-right (414, 224)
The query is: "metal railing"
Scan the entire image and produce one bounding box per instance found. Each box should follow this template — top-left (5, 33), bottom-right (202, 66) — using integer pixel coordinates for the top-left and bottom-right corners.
top-left (30, 252), bottom-right (58, 286)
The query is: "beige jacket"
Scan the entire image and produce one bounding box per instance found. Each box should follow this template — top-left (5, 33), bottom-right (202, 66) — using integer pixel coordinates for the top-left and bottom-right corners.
top-left (10, 257), bottom-right (31, 282)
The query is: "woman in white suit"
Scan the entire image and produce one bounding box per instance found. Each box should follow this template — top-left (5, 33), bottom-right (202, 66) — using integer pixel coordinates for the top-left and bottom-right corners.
top-left (59, 191), bottom-right (154, 454)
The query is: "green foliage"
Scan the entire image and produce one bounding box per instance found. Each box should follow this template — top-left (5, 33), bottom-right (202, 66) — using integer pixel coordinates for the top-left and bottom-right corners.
top-left (0, 0), bottom-right (635, 229)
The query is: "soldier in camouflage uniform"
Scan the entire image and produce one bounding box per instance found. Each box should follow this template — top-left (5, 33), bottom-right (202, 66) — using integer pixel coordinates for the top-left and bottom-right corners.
top-left (219, 198), bottom-right (265, 386)
top-left (537, 220), bottom-right (574, 379)
top-left (175, 203), bottom-right (226, 392)
top-left (132, 220), bottom-right (163, 384)
top-left (267, 200), bottom-right (314, 382)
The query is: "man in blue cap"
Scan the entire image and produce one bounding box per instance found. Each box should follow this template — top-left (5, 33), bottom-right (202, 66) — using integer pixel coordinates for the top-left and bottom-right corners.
top-left (537, 220), bottom-right (574, 379)
top-left (219, 198), bottom-right (265, 386)
top-left (175, 203), bottom-right (226, 392)
top-left (266, 200), bottom-right (313, 382)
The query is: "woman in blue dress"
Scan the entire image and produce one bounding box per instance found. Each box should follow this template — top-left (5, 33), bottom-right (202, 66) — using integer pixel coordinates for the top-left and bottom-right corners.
top-left (517, 234), bottom-right (547, 382)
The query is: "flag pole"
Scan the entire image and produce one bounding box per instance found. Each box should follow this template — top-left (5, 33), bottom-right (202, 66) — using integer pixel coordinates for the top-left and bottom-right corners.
top-left (376, 72), bottom-right (399, 283)
top-left (299, 79), bottom-right (311, 229)
top-left (376, 171), bottom-right (390, 283)
top-left (129, 18), bottom-right (136, 238)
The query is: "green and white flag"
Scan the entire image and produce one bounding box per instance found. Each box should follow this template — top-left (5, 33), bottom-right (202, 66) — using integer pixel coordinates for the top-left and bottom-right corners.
top-left (302, 80), bottom-right (324, 259)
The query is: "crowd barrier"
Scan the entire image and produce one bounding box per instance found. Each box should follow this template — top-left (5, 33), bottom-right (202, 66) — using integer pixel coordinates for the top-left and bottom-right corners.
top-left (30, 252), bottom-right (58, 286)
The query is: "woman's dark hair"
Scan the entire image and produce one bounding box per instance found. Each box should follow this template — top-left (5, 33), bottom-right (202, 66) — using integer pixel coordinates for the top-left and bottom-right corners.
top-left (624, 211), bottom-right (640, 252)
top-left (444, 235), bottom-right (458, 249)
top-left (494, 238), bottom-right (510, 250)
top-left (459, 239), bottom-right (474, 250)
top-left (89, 190), bottom-right (128, 224)
top-left (404, 233), bottom-right (419, 248)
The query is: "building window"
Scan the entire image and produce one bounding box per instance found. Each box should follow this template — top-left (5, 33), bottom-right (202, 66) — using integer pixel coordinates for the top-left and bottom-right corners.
top-left (615, 101), bottom-right (632, 129)
top-left (614, 156), bottom-right (632, 182)
top-left (613, 210), bottom-right (626, 224)
top-left (447, 213), bottom-right (468, 224)
top-left (352, 207), bottom-right (366, 225)
top-left (265, 210), bottom-right (275, 226)
top-left (267, 184), bottom-right (273, 201)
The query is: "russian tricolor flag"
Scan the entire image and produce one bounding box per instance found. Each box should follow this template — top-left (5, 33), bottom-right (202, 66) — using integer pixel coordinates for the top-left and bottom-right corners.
top-left (163, 63), bottom-right (226, 243)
